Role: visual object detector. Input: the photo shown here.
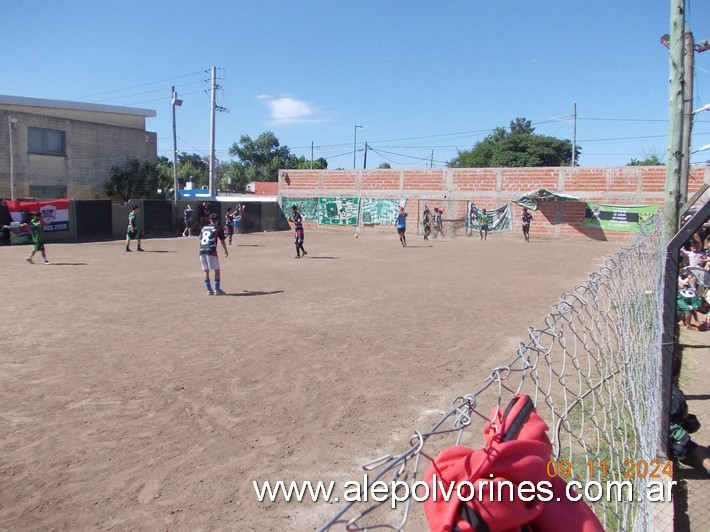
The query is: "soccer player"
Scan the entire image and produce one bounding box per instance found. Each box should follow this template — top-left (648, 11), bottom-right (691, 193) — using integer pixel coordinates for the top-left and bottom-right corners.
top-left (183, 204), bottom-right (194, 237)
top-left (521, 207), bottom-right (534, 243)
top-left (422, 206), bottom-right (431, 241)
top-left (25, 211), bottom-right (49, 264)
top-left (480, 208), bottom-right (490, 240)
top-left (125, 205), bottom-right (144, 252)
top-left (225, 206), bottom-right (236, 246)
top-left (432, 207), bottom-right (444, 238)
top-left (199, 213), bottom-right (229, 295)
top-left (395, 206), bottom-right (408, 247)
top-left (288, 205), bottom-right (308, 258)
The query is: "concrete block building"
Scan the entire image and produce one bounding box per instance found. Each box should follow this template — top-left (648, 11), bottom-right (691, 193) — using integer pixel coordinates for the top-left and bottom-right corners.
top-left (0, 95), bottom-right (156, 200)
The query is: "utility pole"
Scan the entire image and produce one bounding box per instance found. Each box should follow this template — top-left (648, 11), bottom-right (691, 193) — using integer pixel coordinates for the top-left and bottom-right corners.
top-left (680, 29), bottom-right (694, 204)
top-left (8, 117), bottom-right (17, 201)
top-left (363, 142), bottom-right (368, 169)
top-left (311, 141), bottom-right (314, 169)
top-left (664, 0), bottom-right (685, 242)
top-left (353, 125), bottom-right (362, 169)
top-left (208, 66), bottom-right (217, 198)
top-left (171, 86), bottom-right (183, 204)
top-left (572, 103), bottom-right (577, 166)
top-left (430, 150), bottom-right (434, 168)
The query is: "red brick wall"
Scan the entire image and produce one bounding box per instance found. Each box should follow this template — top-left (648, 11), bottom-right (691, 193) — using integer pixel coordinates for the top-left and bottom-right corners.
top-left (279, 166), bottom-right (708, 240)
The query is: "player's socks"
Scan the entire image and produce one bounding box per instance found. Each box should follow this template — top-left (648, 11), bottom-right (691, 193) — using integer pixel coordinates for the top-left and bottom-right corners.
top-left (215, 280), bottom-right (221, 291)
top-left (205, 280), bottom-right (212, 292)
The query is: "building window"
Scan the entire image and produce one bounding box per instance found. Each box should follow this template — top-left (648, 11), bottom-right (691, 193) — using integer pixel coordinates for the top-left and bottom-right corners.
top-left (28, 127), bottom-right (66, 156)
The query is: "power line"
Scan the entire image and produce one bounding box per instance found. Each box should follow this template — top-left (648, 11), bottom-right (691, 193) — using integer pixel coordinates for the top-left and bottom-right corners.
top-left (72, 71), bottom-right (206, 101)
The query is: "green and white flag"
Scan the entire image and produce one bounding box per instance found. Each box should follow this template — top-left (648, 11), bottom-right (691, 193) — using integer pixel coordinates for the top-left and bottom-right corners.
top-left (583, 203), bottom-right (658, 232)
top-left (360, 198), bottom-right (406, 225)
top-left (318, 197), bottom-right (360, 226)
top-left (281, 197), bottom-right (319, 222)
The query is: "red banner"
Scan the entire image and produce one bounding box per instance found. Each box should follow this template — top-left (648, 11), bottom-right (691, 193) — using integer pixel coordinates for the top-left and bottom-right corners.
top-left (6, 199), bottom-right (70, 232)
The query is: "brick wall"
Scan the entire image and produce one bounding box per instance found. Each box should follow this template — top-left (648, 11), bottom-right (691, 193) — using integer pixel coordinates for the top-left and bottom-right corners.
top-left (279, 166), bottom-right (708, 240)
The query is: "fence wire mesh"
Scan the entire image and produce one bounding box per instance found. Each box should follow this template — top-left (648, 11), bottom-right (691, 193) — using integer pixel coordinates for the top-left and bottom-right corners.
top-left (321, 220), bottom-right (666, 531)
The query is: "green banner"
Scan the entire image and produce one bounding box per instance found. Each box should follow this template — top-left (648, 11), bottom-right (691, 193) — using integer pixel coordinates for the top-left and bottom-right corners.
top-left (318, 197), bottom-right (360, 226)
top-left (467, 202), bottom-right (512, 233)
top-left (360, 198), bottom-right (406, 225)
top-left (281, 197), bottom-right (319, 222)
top-left (583, 203), bottom-right (658, 232)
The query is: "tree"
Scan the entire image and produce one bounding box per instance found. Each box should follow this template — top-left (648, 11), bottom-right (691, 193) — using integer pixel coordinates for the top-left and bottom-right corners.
top-left (106, 159), bottom-right (165, 203)
top-left (627, 154), bottom-right (664, 166)
top-left (177, 152), bottom-right (209, 188)
top-left (291, 156), bottom-right (328, 170)
top-left (447, 118), bottom-right (577, 168)
top-left (228, 131), bottom-right (293, 183)
top-left (154, 156), bottom-right (174, 194)
top-left (377, 162), bottom-right (392, 169)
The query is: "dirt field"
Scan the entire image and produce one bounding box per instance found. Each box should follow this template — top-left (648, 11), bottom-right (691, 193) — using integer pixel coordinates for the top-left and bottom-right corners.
top-left (0, 229), bottom-right (624, 530)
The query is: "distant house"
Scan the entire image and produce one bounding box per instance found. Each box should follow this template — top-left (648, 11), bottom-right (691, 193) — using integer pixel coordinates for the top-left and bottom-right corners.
top-left (0, 95), bottom-right (156, 200)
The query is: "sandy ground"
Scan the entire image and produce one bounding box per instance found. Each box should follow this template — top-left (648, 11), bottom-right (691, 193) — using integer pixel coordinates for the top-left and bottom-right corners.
top-left (0, 229), bottom-right (624, 530)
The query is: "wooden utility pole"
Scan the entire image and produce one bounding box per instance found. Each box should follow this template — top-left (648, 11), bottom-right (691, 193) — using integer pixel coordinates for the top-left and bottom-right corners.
top-left (664, 0), bottom-right (685, 242)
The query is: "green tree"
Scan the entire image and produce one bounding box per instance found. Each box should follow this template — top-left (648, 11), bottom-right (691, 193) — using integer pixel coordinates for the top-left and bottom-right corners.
top-left (106, 159), bottom-right (164, 203)
top-left (627, 154), bottom-right (664, 166)
top-left (154, 156), bottom-right (174, 195)
top-left (377, 162), bottom-right (392, 169)
top-left (177, 152), bottom-right (209, 188)
top-left (447, 118), bottom-right (578, 168)
top-left (228, 131), bottom-right (293, 183)
top-left (291, 155), bottom-right (328, 170)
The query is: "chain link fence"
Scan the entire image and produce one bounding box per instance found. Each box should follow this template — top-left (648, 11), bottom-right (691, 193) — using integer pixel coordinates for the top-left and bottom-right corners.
top-left (322, 220), bottom-right (665, 531)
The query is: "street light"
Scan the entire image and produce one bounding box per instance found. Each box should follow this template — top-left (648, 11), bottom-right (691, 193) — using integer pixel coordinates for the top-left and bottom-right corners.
top-left (171, 86), bottom-right (183, 204)
top-left (691, 144), bottom-right (710, 154)
top-left (353, 125), bottom-right (362, 169)
top-left (693, 103), bottom-right (710, 114)
top-left (8, 117), bottom-right (17, 201)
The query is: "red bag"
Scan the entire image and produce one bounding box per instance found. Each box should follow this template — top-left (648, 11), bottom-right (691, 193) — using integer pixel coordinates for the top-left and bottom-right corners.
top-left (423, 395), bottom-right (603, 532)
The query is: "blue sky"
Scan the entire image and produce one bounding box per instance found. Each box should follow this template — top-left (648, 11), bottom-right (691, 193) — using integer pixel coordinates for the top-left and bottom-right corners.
top-left (2, 1), bottom-right (709, 169)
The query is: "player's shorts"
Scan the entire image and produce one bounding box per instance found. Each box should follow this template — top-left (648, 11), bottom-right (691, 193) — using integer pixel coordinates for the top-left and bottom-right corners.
top-left (522, 223), bottom-right (531, 231)
top-left (126, 229), bottom-right (140, 240)
top-left (199, 253), bottom-right (220, 271)
top-left (481, 224), bottom-right (489, 231)
top-left (397, 227), bottom-right (406, 235)
top-left (294, 228), bottom-right (304, 245)
top-left (33, 240), bottom-right (45, 252)
top-left (225, 224), bottom-right (234, 236)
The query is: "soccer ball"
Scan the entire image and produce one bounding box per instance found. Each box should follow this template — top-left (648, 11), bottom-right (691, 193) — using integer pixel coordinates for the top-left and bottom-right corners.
top-left (354, 234), bottom-right (359, 238)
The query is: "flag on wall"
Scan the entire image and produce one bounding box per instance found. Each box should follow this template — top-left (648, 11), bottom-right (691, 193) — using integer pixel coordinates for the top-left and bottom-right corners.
top-left (583, 203), bottom-right (658, 232)
top-left (318, 197), bottom-right (360, 226)
top-left (6, 199), bottom-right (70, 232)
top-left (467, 202), bottom-right (513, 233)
top-left (360, 198), bottom-right (406, 225)
top-left (281, 197), bottom-right (319, 222)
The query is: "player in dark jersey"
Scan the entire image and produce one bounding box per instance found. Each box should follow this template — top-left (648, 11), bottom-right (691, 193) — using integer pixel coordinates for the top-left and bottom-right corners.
top-left (199, 213), bottom-right (229, 295)
top-left (288, 205), bottom-right (308, 258)
top-left (521, 207), bottom-right (534, 243)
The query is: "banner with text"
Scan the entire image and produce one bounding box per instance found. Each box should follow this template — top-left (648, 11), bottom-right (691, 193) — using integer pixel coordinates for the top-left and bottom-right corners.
top-left (6, 199), bottom-right (70, 232)
top-left (360, 198), bottom-right (406, 225)
top-left (318, 197), bottom-right (360, 226)
top-left (583, 203), bottom-right (658, 232)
